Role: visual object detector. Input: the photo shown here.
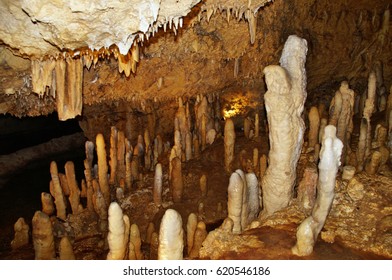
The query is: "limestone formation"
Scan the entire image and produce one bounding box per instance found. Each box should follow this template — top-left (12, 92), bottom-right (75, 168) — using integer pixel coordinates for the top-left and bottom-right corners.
top-left (96, 133), bottom-right (110, 206)
top-left (188, 221), bottom-right (208, 259)
top-left (262, 35), bottom-right (308, 217)
top-left (107, 202), bottom-right (127, 260)
top-left (200, 174), bottom-right (208, 197)
top-left (59, 236), bottom-right (76, 260)
top-left (11, 217), bottom-right (29, 250)
top-left (41, 192), bottom-right (55, 216)
top-left (153, 163), bottom-right (163, 206)
top-left (292, 125), bottom-right (343, 256)
top-left (224, 118), bottom-right (236, 173)
top-left (49, 161), bottom-right (67, 220)
top-left (158, 209), bottom-right (184, 260)
top-left (227, 170), bottom-right (245, 234)
top-left (130, 224), bottom-right (143, 260)
top-left (171, 157), bottom-right (183, 203)
top-left (186, 213), bottom-right (198, 255)
top-left (65, 161), bottom-right (81, 214)
top-left (297, 166), bottom-right (318, 211)
top-left (32, 211), bottom-right (55, 260)
top-left (308, 106), bottom-right (320, 151)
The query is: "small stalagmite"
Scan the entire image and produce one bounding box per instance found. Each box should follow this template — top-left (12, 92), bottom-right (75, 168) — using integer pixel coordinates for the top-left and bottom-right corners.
top-left (41, 192), bottom-right (55, 216)
top-left (186, 213), bottom-right (198, 255)
top-left (297, 166), bottom-right (318, 211)
top-left (158, 209), bottom-right (184, 260)
top-left (253, 148), bottom-right (259, 176)
top-left (153, 163), bottom-right (163, 206)
top-left (109, 126), bottom-right (118, 185)
top-left (49, 161), bottom-right (67, 220)
top-left (255, 113), bottom-right (260, 138)
top-left (150, 232), bottom-right (159, 260)
top-left (224, 118), bottom-right (236, 173)
top-left (227, 171), bottom-right (244, 234)
top-left (11, 217), bottom-right (29, 250)
top-left (244, 117), bottom-right (251, 139)
top-left (292, 125), bottom-right (343, 256)
top-left (117, 131), bottom-right (126, 182)
top-left (364, 72), bottom-right (377, 159)
top-left (145, 222), bottom-right (155, 244)
top-left (96, 134), bottom-right (110, 206)
top-left (32, 211), bottom-right (55, 260)
top-left (200, 174), bottom-right (207, 197)
top-left (171, 157), bottom-right (183, 203)
top-left (130, 224), bottom-right (143, 260)
top-left (59, 236), bottom-right (76, 260)
top-left (189, 221), bottom-right (208, 259)
top-left (356, 118), bottom-right (368, 171)
top-left (107, 202), bottom-right (127, 260)
top-left (365, 151), bottom-right (382, 175)
top-left (65, 161), bottom-right (81, 214)
top-left (125, 151), bottom-right (132, 191)
top-left (308, 106), bottom-right (320, 151)
top-left (245, 172), bottom-right (260, 225)
top-left (259, 154), bottom-right (267, 178)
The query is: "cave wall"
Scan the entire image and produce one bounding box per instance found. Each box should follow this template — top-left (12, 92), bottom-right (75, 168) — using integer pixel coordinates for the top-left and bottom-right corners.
top-left (0, 0), bottom-right (390, 143)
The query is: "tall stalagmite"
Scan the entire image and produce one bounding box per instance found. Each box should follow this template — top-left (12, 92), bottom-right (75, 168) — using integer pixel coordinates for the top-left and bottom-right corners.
top-left (262, 35), bottom-right (308, 217)
top-left (292, 125), bottom-right (343, 256)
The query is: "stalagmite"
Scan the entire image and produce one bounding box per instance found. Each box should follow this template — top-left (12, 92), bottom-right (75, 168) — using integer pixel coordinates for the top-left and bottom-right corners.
top-left (259, 154), bottom-right (267, 178)
top-left (65, 161), bottom-right (81, 214)
top-left (342, 166), bottom-right (356, 181)
top-left (49, 161), bottom-right (67, 220)
top-left (158, 209), bottom-right (184, 260)
top-left (171, 157), bottom-right (183, 203)
top-left (356, 118), bottom-right (368, 171)
top-left (201, 114), bottom-right (207, 151)
top-left (11, 217), bottom-right (29, 250)
top-left (224, 118), bottom-right (235, 173)
top-left (308, 106), bottom-right (320, 151)
top-left (146, 222), bottom-right (155, 244)
top-left (109, 127), bottom-right (118, 185)
top-left (153, 163), bottom-right (163, 206)
top-left (186, 213), bottom-right (198, 255)
top-left (96, 133), bottom-right (110, 206)
top-left (32, 211), bottom-right (55, 260)
top-left (117, 131), bottom-right (126, 183)
top-left (150, 232), bottom-right (159, 260)
top-left (107, 202), bottom-right (126, 260)
top-left (227, 171), bottom-right (244, 234)
top-left (262, 35), bottom-right (308, 217)
top-left (364, 72), bottom-right (377, 159)
top-left (365, 151), bottom-right (382, 175)
top-left (292, 125), bottom-right (343, 256)
top-left (200, 174), bottom-right (207, 197)
top-left (125, 151), bottom-right (132, 191)
top-left (189, 221), bottom-right (208, 259)
top-left (130, 224), bottom-right (143, 260)
top-left (92, 181), bottom-right (108, 231)
top-left (59, 236), bottom-right (76, 260)
top-left (41, 192), bottom-right (55, 216)
top-left (185, 132), bottom-right (193, 161)
top-left (297, 166), bottom-right (318, 211)
top-left (244, 117), bottom-right (251, 139)
top-left (253, 148), bottom-right (259, 176)
top-left (245, 172), bottom-right (260, 224)
top-left (255, 113), bottom-right (260, 138)
top-left (319, 118), bottom-right (328, 144)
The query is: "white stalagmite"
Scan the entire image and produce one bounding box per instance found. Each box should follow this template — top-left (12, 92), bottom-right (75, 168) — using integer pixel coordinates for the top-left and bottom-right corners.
top-left (292, 125), bottom-right (343, 256)
top-left (227, 171), bottom-right (244, 234)
top-left (224, 118), bottom-right (236, 173)
top-left (96, 133), bottom-right (110, 206)
top-left (158, 209), bottom-right (184, 260)
top-left (262, 35), bottom-right (308, 217)
top-left (107, 202), bottom-right (127, 260)
top-left (153, 163), bottom-right (163, 206)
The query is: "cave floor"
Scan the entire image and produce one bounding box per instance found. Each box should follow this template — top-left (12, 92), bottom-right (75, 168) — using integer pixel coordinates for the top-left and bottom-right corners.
top-left (0, 127), bottom-right (391, 260)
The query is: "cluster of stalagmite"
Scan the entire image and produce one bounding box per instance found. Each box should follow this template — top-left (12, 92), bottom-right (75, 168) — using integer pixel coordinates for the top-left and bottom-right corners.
top-left (227, 169), bottom-right (260, 234)
top-left (261, 35), bottom-right (308, 217)
top-left (292, 125), bottom-right (343, 256)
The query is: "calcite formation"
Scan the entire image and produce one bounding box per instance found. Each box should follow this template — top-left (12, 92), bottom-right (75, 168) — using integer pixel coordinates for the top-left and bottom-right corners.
top-left (262, 35), bottom-right (308, 217)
